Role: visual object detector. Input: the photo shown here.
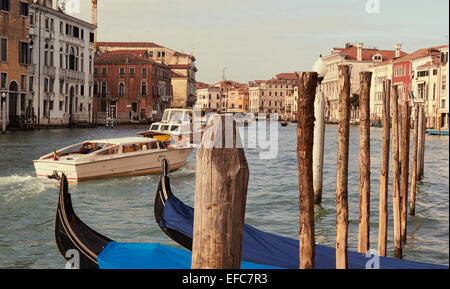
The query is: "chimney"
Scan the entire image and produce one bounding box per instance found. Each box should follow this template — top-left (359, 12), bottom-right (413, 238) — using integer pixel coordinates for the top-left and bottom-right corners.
top-left (395, 44), bottom-right (402, 58)
top-left (356, 42), bottom-right (364, 62)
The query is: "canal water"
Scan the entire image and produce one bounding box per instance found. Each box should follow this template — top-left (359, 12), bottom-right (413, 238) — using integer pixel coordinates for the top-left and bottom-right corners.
top-left (0, 123), bottom-right (448, 268)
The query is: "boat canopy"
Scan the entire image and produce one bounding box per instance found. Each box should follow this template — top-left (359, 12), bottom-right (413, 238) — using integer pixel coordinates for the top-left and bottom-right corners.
top-left (97, 242), bottom-right (279, 269)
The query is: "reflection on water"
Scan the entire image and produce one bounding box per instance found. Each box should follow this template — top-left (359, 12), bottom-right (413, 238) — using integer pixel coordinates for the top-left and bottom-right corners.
top-left (0, 124), bottom-right (448, 268)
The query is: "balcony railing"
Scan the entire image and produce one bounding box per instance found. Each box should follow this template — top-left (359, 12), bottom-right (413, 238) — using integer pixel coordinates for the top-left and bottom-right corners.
top-left (43, 66), bottom-right (56, 77)
top-left (29, 64), bottom-right (36, 74)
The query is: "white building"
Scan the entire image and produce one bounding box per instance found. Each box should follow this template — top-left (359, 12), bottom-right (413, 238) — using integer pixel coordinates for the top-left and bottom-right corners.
top-left (248, 85), bottom-right (265, 114)
top-left (195, 86), bottom-right (221, 110)
top-left (438, 46), bottom-right (449, 129)
top-left (322, 42), bottom-right (405, 122)
top-left (369, 61), bottom-right (393, 122)
top-left (29, 0), bottom-right (96, 126)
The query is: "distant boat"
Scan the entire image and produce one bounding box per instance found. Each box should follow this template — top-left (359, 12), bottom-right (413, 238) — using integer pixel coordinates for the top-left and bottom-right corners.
top-left (34, 137), bottom-right (193, 183)
top-left (426, 130), bottom-right (449, 136)
top-left (280, 121), bottom-right (288, 127)
top-left (137, 109), bottom-right (204, 143)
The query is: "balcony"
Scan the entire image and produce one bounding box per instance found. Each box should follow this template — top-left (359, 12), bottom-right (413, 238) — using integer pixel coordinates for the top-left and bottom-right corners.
top-left (96, 92), bottom-right (116, 101)
top-left (29, 64), bottom-right (36, 75)
top-left (43, 66), bottom-right (56, 77)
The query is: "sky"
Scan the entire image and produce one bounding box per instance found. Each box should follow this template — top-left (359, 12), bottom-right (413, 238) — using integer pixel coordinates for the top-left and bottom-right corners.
top-left (71, 0), bottom-right (449, 84)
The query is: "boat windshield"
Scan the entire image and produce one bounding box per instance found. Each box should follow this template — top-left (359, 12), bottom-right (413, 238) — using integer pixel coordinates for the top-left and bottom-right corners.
top-left (122, 141), bottom-right (160, 153)
top-left (150, 124), bottom-right (160, 131)
top-left (96, 146), bottom-right (119, 156)
top-left (170, 125), bottom-right (179, 132)
top-left (161, 125), bottom-right (170, 131)
top-left (169, 111), bottom-right (184, 122)
top-left (59, 142), bottom-right (110, 156)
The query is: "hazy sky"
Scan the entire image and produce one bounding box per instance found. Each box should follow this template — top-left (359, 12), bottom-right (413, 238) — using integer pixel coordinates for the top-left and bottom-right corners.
top-left (72, 0), bottom-right (449, 84)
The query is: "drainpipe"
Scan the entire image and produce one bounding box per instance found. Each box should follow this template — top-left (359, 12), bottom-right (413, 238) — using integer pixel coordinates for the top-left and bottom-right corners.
top-left (37, 7), bottom-right (41, 129)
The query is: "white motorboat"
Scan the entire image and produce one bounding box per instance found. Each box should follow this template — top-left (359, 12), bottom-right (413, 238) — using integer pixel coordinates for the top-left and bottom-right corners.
top-left (33, 137), bottom-right (193, 183)
top-left (137, 108), bottom-right (204, 143)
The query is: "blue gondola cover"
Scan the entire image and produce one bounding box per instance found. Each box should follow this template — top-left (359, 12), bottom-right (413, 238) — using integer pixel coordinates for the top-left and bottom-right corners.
top-left (158, 194), bottom-right (447, 269)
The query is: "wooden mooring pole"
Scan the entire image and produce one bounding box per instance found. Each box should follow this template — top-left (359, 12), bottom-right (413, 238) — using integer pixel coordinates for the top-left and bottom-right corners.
top-left (400, 102), bottom-right (411, 245)
top-left (358, 71), bottom-right (372, 254)
top-left (295, 71), bottom-right (318, 269)
top-left (410, 105), bottom-right (419, 216)
top-left (313, 79), bottom-right (325, 205)
top-left (378, 80), bottom-right (391, 257)
top-left (391, 85), bottom-right (402, 259)
top-left (419, 111), bottom-right (427, 179)
top-left (417, 106), bottom-right (425, 180)
top-left (191, 114), bottom-right (249, 269)
top-left (336, 65), bottom-right (351, 269)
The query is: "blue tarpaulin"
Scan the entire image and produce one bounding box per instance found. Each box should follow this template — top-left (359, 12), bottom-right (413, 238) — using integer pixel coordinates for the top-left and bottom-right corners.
top-left (98, 242), bottom-right (281, 269)
top-left (158, 193), bottom-right (447, 269)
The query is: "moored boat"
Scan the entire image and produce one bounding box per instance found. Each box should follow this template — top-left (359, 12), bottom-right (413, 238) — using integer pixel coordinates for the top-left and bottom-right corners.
top-left (53, 173), bottom-right (278, 269)
top-left (154, 158), bottom-right (448, 269)
top-left (426, 129), bottom-right (449, 136)
top-left (137, 108), bottom-right (204, 143)
top-left (34, 137), bottom-right (193, 183)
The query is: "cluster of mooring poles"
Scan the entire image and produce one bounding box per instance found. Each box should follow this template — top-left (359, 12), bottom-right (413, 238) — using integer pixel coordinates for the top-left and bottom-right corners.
top-left (189, 65), bottom-right (427, 269)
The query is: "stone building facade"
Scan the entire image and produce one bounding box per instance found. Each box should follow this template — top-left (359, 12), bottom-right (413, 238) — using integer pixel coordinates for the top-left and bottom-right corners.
top-left (195, 85), bottom-right (221, 111)
top-left (28, 0), bottom-right (96, 126)
top-left (322, 42), bottom-right (406, 122)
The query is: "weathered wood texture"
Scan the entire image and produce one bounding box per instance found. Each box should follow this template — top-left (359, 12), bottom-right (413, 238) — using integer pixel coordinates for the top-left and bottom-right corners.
top-left (295, 71), bottom-right (318, 269)
top-left (400, 103), bottom-right (411, 245)
top-left (410, 106), bottom-right (419, 216)
top-left (417, 106), bottom-right (425, 180)
top-left (378, 80), bottom-right (391, 257)
top-left (313, 87), bottom-right (325, 205)
top-left (358, 71), bottom-right (372, 254)
top-left (391, 85), bottom-right (402, 259)
top-left (419, 112), bottom-right (426, 179)
top-left (336, 65), bottom-right (351, 269)
top-left (191, 114), bottom-right (249, 269)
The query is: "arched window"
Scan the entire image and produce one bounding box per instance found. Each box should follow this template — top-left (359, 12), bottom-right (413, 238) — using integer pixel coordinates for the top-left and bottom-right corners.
top-left (141, 82), bottom-right (147, 96)
top-left (93, 81), bottom-right (98, 97)
top-left (30, 41), bottom-right (34, 64)
top-left (69, 47), bottom-right (75, 70)
top-left (44, 44), bottom-right (49, 66)
top-left (101, 81), bottom-right (107, 96)
top-left (119, 82), bottom-right (125, 96)
top-left (50, 45), bottom-right (54, 66)
top-left (80, 53), bottom-right (84, 73)
top-left (60, 47), bottom-right (63, 68)
top-left (89, 55), bottom-right (92, 74)
top-left (75, 47), bottom-right (79, 71)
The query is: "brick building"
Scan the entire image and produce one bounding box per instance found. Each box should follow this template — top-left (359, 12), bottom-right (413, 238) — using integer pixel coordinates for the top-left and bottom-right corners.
top-left (0, 0), bottom-right (31, 129)
top-left (97, 42), bottom-right (196, 108)
top-left (93, 50), bottom-right (172, 123)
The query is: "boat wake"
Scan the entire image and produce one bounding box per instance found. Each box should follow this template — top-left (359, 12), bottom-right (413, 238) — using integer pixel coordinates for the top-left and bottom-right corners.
top-left (0, 175), bottom-right (56, 203)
